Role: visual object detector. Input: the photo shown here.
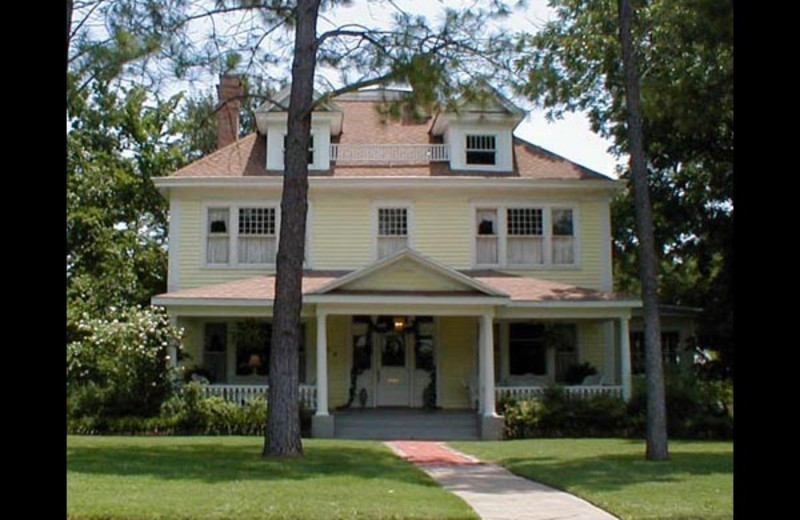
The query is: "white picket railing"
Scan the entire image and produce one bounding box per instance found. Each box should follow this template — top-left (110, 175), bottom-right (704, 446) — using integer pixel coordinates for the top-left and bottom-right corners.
top-left (496, 385), bottom-right (623, 402)
top-left (330, 143), bottom-right (450, 163)
top-left (202, 384), bottom-right (317, 410)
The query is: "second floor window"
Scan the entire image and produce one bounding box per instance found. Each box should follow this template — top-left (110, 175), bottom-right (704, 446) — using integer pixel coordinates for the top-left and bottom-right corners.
top-left (238, 207), bottom-right (277, 264)
top-left (283, 134), bottom-right (314, 165)
top-left (377, 207), bottom-right (408, 259)
top-left (474, 206), bottom-right (577, 267)
top-left (206, 205), bottom-right (278, 266)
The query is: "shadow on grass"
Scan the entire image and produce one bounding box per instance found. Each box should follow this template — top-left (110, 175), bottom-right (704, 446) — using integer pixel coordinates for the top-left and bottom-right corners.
top-left (500, 450), bottom-right (733, 493)
top-left (67, 439), bottom-right (439, 487)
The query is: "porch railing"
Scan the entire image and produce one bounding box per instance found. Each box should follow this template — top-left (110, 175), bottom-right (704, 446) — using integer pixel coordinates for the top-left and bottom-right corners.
top-left (329, 143), bottom-right (450, 163)
top-left (202, 384), bottom-right (317, 410)
top-left (496, 385), bottom-right (623, 402)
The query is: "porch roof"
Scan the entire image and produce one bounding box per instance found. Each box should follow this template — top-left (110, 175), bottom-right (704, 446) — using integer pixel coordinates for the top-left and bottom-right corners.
top-left (152, 270), bottom-right (638, 308)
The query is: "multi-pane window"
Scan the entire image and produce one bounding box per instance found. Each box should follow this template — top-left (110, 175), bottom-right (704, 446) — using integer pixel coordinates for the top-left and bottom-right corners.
top-left (238, 207), bottom-right (277, 264)
top-left (206, 206), bottom-right (279, 266)
top-left (473, 206), bottom-right (577, 267)
top-left (377, 207), bottom-right (408, 259)
top-left (466, 134), bottom-right (497, 165)
top-left (507, 208), bottom-right (544, 265)
top-left (631, 331), bottom-right (681, 374)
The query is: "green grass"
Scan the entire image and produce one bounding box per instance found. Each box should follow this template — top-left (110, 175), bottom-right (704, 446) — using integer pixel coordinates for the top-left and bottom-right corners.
top-left (452, 438), bottom-right (732, 520)
top-left (67, 436), bottom-right (478, 520)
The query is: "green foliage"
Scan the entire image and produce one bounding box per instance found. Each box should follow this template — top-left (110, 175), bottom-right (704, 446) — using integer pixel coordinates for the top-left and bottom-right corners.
top-left (627, 369), bottom-right (733, 439)
top-left (422, 370), bottom-right (437, 410)
top-left (67, 80), bottom-right (190, 343)
top-left (67, 305), bottom-right (183, 418)
top-left (515, 0), bottom-right (734, 373)
top-left (562, 362), bottom-right (598, 385)
top-left (501, 387), bottom-right (630, 439)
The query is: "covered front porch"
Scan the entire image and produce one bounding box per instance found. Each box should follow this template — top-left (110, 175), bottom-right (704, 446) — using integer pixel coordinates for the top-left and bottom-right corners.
top-left (154, 249), bottom-right (639, 440)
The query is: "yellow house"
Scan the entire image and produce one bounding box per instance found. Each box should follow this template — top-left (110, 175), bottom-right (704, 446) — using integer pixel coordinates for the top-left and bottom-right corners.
top-left (152, 76), bottom-right (641, 439)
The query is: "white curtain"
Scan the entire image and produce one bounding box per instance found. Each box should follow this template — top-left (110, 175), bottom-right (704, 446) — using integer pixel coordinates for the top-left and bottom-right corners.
top-left (207, 237), bottom-right (229, 264)
top-left (238, 237), bottom-right (277, 264)
top-left (377, 237), bottom-right (407, 259)
top-left (552, 236), bottom-right (575, 264)
top-left (476, 236), bottom-right (498, 264)
top-left (507, 236), bottom-right (543, 265)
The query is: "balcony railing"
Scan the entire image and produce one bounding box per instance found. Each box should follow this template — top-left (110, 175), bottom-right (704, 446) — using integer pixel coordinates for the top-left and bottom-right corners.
top-left (330, 143), bottom-right (450, 163)
top-left (202, 384), bottom-right (317, 410)
top-left (496, 385), bottom-right (623, 402)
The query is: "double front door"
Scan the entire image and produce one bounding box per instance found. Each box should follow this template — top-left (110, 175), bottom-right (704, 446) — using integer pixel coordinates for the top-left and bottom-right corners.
top-left (375, 330), bottom-right (410, 406)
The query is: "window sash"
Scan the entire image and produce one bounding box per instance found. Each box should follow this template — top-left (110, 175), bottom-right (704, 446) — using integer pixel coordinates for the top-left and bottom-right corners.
top-left (466, 134), bottom-right (497, 165)
top-left (378, 208), bottom-right (408, 236)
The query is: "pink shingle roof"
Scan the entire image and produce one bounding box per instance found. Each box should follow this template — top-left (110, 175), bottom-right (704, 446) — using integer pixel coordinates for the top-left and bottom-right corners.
top-left (154, 271), bottom-right (629, 304)
top-left (170, 98), bottom-right (610, 180)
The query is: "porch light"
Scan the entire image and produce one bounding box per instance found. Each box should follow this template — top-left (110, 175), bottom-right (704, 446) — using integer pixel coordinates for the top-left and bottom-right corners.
top-left (394, 316), bottom-right (406, 332)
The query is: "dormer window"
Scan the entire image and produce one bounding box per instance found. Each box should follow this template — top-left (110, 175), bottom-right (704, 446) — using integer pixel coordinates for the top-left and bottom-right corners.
top-left (283, 134), bottom-right (315, 165)
top-left (466, 135), bottom-right (497, 165)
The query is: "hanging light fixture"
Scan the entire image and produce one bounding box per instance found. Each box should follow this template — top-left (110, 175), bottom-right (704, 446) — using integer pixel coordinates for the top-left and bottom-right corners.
top-left (393, 316), bottom-right (405, 332)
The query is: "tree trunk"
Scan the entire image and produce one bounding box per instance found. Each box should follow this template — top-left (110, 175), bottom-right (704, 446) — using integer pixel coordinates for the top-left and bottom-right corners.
top-left (617, 0), bottom-right (669, 461)
top-left (264, 0), bottom-right (321, 458)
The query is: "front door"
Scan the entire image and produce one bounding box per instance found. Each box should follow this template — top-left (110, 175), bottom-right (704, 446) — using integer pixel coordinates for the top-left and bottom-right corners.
top-left (376, 330), bottom-right (410, 406)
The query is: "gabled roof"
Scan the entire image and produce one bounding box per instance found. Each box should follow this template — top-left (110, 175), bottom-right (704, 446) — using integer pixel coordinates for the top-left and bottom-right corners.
top-left (309, 249), bottom-right (507, 297)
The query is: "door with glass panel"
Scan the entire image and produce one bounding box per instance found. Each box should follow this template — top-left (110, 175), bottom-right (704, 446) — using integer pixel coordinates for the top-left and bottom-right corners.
top-left (376, 330), bottom-right (410, 406)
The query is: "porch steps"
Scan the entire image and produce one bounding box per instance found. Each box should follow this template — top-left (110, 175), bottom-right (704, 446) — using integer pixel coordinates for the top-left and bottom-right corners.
top-left (333, 409), bottom-right (479, 441)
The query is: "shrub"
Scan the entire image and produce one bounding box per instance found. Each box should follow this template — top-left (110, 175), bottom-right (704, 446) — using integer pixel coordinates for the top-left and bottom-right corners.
top-left (562, 362), bottom-right (598, 385)
top-left (67, 305), bottom-right (183, 418)
top-left (502, 386), bottom-right (630, 439)
top-left (627, 370), bottom-right (733, 440)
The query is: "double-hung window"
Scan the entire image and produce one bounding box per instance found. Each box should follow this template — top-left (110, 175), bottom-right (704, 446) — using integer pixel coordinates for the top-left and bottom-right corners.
top-left (473, 205), bottom-right (577, 268)
top-left (205, 205), bottom-right (279, 266)
top-left (376, 207), bottom-right (409, 259)
top-left (283, 134), bottom-right (315, 165)
top-left (465, 134), bottom-right (497, 166)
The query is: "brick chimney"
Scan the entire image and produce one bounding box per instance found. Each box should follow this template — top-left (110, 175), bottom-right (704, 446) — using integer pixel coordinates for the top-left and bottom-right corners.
top-left (216, 75), bottom-right (243, 149)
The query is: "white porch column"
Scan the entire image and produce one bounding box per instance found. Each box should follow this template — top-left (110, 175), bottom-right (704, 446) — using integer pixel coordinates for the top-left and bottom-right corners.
top-left (480, 313), bottom-right (497, 417)
top-left (619, 316), bottom-right (632, 401)
top-left (316, 311), bottom-right (329, 416)
top-left (479, 312), bottom-right (503, 440)
top-left (312, 310), bottom-right (335, 438)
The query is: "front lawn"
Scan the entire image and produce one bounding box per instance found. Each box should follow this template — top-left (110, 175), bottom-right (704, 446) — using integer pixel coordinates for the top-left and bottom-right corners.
top-left (67, 436), bottom-right (478, 520)
top-left (452, 438), bottom-right (732, 520)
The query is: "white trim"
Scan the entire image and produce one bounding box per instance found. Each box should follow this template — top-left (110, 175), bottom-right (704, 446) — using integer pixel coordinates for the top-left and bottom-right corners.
top-left (154, 176), bottom-right (621, 192)
top-left (508, 300), bottom-right (640, 309)
top-left (152, 297), bottom-right (273, 307)
top-left (167, 198), bottom-right (181, 291)
top-left (305, 200), bottom-right (314, 269)
top-left (599, 201), bottom-right (613, 291)
top-left (311, 248), bottom-right (507, 297)
top-left (306, 295), bottom-right (509, 306)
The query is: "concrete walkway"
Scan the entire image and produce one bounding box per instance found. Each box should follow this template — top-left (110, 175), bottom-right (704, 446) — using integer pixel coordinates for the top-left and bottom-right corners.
top-left (387, 441), bottom-right (619, 520)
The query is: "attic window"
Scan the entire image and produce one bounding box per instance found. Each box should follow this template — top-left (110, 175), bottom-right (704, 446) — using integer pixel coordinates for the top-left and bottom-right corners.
top-left (283, 134), bottom-right (314, 165)
top-left (466, 135), bottom-right (496, 165)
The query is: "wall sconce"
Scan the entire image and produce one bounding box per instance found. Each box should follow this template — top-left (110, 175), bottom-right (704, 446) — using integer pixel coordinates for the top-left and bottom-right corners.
top-left (394, 316), bottom-right (406, 332)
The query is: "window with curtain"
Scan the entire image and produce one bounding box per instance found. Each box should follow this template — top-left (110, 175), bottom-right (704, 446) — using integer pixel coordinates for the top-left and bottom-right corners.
top-left (207, 208), bottom-right (230, 264)
top-left (238, 207), bottom-right (277, 264)
top-left (507, 208), bottom-right (544, 265)
top-left (377, 207), bottom-right (408, 259)
top-left (551, 208), bottom-right (575, 265)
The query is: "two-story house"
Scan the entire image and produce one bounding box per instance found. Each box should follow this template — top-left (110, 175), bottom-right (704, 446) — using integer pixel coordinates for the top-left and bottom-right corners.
top-left (152, 75), bottom-right (641, 439)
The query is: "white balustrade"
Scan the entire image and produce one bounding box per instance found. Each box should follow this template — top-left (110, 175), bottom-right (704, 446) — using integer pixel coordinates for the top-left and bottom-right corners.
top-left (329, 144), bottom-right (450, 163)
top-left (202, 384), bottom-right (317, 410)
top-left (495, 385), bottom-right (623, 402)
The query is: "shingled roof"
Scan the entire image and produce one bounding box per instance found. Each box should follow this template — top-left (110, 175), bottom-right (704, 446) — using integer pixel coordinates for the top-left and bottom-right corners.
top-left (171, 96), bottom-right (611, 181)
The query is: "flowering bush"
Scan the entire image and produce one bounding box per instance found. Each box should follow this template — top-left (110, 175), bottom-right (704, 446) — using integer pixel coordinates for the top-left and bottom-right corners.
top-left (67, 305), bottom-right (183, 418)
